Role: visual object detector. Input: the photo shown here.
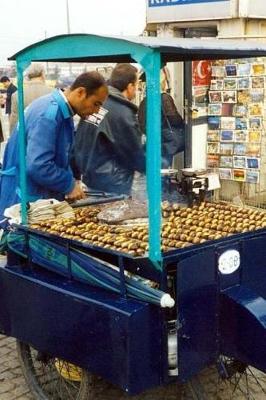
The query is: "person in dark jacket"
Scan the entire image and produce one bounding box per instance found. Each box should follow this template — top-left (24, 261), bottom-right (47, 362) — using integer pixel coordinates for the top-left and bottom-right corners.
top-left (0, 76), bottom-right (17, 116)
top-left (0, 72), bottom-right (108, 225)
top-left (73, 63), bottom-right (145, 195)
top-left (138, 68), bottom-right (185, 168)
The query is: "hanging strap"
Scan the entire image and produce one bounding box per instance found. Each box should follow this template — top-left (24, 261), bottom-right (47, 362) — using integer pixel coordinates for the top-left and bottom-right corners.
top-left (161, 94), bottom-right (174, 132)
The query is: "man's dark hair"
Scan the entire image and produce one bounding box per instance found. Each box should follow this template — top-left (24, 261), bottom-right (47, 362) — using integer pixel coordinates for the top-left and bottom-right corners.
top-left (0, 76), bottom-right (10, 83)
top-left (109, 64), bottom-right (137, 92)
top-left (70, 71), bottom-right (106, 96)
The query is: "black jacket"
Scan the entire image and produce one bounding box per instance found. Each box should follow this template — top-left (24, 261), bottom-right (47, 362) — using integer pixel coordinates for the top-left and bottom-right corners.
top-left (73, 86), bottom-right (145, 195)
top-left (138, 92), bottom-right (185, 163)
top-left (5, 83), bottom-right (17, 115)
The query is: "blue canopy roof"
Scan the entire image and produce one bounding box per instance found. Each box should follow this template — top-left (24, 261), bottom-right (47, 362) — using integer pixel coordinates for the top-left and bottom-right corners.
top-left (9, 33), bottom-right (266, 63)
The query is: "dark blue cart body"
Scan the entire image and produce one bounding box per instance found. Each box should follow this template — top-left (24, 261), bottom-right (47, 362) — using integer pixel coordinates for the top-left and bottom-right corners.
top-left (0, 227), bottom-right (266, 395)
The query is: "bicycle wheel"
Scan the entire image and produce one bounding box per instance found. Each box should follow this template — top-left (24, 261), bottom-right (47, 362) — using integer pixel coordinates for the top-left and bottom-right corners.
top-left (17, 339), bottom-right (210, 400)
top-left (17, 340), bottom-right (95, 400)
top-left (184, 357), bottom-right (266, 399)
top-left (214, 356), bottom-right (266, 399)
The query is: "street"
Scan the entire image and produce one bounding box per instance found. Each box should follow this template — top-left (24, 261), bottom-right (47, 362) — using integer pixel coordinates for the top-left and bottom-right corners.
top-left (0, 333), bottom-right (265, 400)
top-left (0, 335), bottom-right (33, 400)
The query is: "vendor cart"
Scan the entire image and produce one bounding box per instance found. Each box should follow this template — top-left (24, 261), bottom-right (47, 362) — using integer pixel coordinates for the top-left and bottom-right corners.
top-left (1, 34), bottom-right (266, 399)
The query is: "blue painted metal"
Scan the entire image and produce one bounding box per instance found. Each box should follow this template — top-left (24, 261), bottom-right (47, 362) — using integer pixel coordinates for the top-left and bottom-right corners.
top-left (2, 227), bottom-right (266, 390)
top-left (0, 265), bottom-right (163, 395)
top-left (220, 286), bottom-right (266, 373)
top-left (135, 51), bottom-right (162, 266)
top-left (16, 63), bottom-right (28, 224)
top-left (177, 248), bottom-right (218, 382)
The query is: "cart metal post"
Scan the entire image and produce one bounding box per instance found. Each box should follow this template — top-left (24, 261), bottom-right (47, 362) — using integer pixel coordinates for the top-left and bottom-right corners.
top-left (16, 61), bottom-right (29, 224)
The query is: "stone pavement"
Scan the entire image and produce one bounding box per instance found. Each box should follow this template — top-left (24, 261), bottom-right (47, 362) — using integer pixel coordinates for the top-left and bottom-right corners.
top-left (0, 335), bottom-right (33, 400)
top-left (0, 332), bottom-right (265, 400)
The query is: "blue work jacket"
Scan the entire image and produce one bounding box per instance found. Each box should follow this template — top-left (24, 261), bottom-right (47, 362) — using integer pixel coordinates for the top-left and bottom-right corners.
top-left (0, 89), bottom-right (75, 224)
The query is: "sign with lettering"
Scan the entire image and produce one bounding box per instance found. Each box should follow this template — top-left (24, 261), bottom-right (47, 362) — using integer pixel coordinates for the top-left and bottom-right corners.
top-left (149, 0), bottom-right (229, 6)
top-left (147, 0), bottom-right (231, 22)
top-left (218, 250), bottom-right (240, 275)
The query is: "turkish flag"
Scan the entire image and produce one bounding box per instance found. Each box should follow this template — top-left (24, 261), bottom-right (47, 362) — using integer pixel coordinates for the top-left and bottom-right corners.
top-left (192, 60), bottom-right (212, 87)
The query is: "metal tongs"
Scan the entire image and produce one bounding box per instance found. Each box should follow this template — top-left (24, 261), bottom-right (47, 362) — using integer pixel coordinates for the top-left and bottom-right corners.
top-left (71, 190), bottom-right (126, 207)
top-left (83, 189), bottom-right (111, 198)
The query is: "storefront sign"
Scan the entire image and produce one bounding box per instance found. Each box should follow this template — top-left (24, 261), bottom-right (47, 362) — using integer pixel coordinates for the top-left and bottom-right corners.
top-left (149, 0), bottom-right (229, 6)
top-left (147, 0), bottom-right (231, 22)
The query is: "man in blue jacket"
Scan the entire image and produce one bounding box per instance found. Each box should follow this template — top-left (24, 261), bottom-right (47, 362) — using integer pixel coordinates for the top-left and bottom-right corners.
top-left (0, 71), bottom-right (108, 224)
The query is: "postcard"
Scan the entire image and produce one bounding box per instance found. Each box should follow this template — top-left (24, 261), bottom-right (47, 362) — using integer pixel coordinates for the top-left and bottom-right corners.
top-left (225, 65), bottom-right (237, 77)
top-left (222, 91), bottom-right (237, 103)
top-left (207, 154), bottom-right (219, 168)
top-left (233, 104), bottom-right (247, 117)
top-left (246, 143), bottom-right (261, 157)
top-left (222, 103), bottom-right (234, 117)
top-left (209, 91), bottom-right (222, 103)
top-left (211, 66), bottom-right (225, 78)
top-left (233, 169), bottom-right (246, 182)
top-left (224, 78), bottom-right (237, 90)
top-left (234, 143), bottom-right (246, 155)
top-left (210, 80), bottom-right (224, 90)
top-left (233, 156), bottom-right (246, 169)
top-left (237, 63), bottom-right (251, 76)
top-left (219, 168), bottom-right (232, 180)
top-left (248, 130), bottom-right (262, 143)
top-left (238, 90), bottom-right (250, 104)
top-left (251, 77), bottom-right (264, 89)
top-left (248, 103), bottom-right (263, 117)
top-left (207, 142), bottom-right (220, 154)
top-left (235, 130), bottom-right (248, 142)
top-left (249, 117), bottom-right (262, 129)
top-left (235, 118), bottom-right (248, 130)
top-left (238, 77), bottom-right (250, 90)
top-left (208, 104), bottom-right (222, 116)
top-left (246, 170), bottom-right (260, 184)
top-left (221, 117), bottom-right (235, 130)
top-left (220, 156), bottom-right (233, 168)
top-left (250, 89), bottom-right (264, 103)
top-left (207, 130), bottom-right (220, 142)
top-left (216, 80), bottom-right (224, 90)
top-left (220, 130), bottom-right (234, 141)
top-left (220, 143), bottom-right (234, 155)
top-left (210, 80), bottom-right (217, 90)
top-left (208, 116), bottom-right (220, 130)
top-left (252, 63), bottom-right (265, 76)
top-left (246, 157), bottom-right (260, 169)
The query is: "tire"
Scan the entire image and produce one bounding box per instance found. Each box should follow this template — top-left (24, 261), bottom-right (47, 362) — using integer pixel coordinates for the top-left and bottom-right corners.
top-left (16, 340), bottom-right (95, 400)
top-left (16, 339), bottom-right (211, 400)
top-left (183, 358), bottom-right (266, 399)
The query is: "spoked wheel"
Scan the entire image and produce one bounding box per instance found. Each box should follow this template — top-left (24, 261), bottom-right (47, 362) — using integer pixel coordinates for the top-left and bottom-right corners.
top-left (17, 340), bottom-right (184, 400)
top-left (214, 356), bottom-right (266, 400)
top-left (16, 340), bottom-right (95, 400)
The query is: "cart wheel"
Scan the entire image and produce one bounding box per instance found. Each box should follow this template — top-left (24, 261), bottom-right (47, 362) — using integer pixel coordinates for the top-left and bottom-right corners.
top-left (16, 340), bottom-right (95, 400)
top-left (214, 356), bottom-right (266, 399)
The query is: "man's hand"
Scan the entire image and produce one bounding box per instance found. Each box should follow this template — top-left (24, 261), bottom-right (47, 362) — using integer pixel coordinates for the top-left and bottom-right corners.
top-left (65, 181), bottom-right (85, 201)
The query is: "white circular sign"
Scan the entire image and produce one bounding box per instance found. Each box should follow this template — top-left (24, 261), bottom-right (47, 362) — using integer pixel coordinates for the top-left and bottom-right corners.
top-left (218, 250), bottom-right (240, 275)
